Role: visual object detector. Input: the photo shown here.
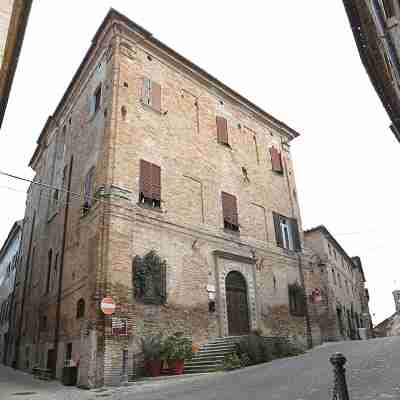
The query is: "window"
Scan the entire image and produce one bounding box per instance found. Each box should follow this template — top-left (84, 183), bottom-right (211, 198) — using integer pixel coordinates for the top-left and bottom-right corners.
top-left (94, 84), bottom-right (102, 114)
top-left (269, 146), bottom-right (283, 173)
top-left (45, 250), bottom-right (52, 294)
top-left (139, 160), bottom-right (161, 208)
top-left (52, 253), bottom-right (58, 292)
top-left (382, 0), bottom-right (395, 18)
top-left (273, 212), bottom-right (301, 251)
top-left (332, 268), bottom-right (337, 285)
top-left (83, 168), bottom-right (95, 215)
top-left (76, 299), bottom-right (85, 319)
top-left (51, 189), bottom-right (59, 210)
top-left (328, 243), bottom-right (332, 256)
top-left (65, 343), bottom-right (72, 362)
top-left (338, 273), bottom-right (342, 288)
top-left (133, 250), bottom-right (167, 305)
top-left (216, 116), bottom-right (229, 146)
top-left (141, 78), bottom-right (162, 112)
top-left (221, 192), bottom-right (239, 231)
top-left (40, 316), bottom-right (47, 331)
top-left (288, 283), bottom-right (306, 317)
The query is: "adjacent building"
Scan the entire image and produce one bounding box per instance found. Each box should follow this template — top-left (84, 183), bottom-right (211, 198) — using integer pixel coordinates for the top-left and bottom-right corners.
top-left (0, 0), bottom-right (33, 129)
top-left (374, 290), bottom-right (400, 337)
top-left (304, 226), bottom-right (371, 342)
top-left (342, 0), bottom-right (400, 142)
top-left (0, 220), bottom-right (22, 365)
top-left (13, 9), bottom-right (318, 387)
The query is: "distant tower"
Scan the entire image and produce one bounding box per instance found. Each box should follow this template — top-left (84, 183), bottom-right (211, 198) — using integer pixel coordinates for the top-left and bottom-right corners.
top-left (394, 290), bottom-right (400, 313)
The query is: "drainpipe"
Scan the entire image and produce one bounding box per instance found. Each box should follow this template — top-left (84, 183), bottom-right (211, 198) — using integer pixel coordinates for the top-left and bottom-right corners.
top-left (53, 156), bottom-right (74, 375)
top-left (14, 212), bottom-right (36, 368)
top-left (283, 156), bottom-right (313, 349)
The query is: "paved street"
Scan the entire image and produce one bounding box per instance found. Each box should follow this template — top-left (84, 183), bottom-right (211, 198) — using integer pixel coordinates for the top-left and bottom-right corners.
top-left (1, 337), bottom-right (400, 400)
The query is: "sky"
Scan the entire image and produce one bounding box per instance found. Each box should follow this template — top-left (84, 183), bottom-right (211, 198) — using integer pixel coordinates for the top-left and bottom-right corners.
top-left (0, 1), bottom-right (398, 325)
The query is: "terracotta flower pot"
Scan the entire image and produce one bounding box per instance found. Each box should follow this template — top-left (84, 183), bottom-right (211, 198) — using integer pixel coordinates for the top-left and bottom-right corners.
top-left (145, 360), bottom-right (163, 377)
top-left (167, 359), bottom-right (184, 375)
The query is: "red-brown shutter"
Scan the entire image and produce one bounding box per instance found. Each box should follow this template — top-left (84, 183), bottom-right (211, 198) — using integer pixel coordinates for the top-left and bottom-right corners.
top-left (216, 116), bottom-right (228, 145)
top-left (222, 192), bottom-right (238, 227)
top-left (151, 164), bottom-right (161, 201)
top-left (140, 160), bottom-right (152, 198)
top-left (270, 146), bottom-right (283, 173)
top-left (151, 82), bottom-right (162, 112)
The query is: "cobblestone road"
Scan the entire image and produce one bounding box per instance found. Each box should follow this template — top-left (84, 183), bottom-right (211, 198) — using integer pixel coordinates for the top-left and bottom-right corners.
top-left (1, 336), bottom-right (400, 400)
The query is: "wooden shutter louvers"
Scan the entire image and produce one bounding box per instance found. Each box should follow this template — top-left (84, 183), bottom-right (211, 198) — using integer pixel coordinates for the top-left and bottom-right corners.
top-left (216, 116), bottom-right (229, 145)
top-left (222, 192), bottom-right (239, 230)
top-left (270, 146), bottom-right (283, 173)
top-left (273, 212), bottom-right (284, 248)
top-left (140, 160), bottom-right (161, 204)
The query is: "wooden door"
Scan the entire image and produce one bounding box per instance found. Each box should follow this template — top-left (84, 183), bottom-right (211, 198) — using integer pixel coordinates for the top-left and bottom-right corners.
top-left (226, 271), bottom-right (250, 336)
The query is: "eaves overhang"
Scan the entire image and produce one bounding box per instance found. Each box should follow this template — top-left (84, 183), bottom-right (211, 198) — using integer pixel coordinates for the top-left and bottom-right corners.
top-left (0, 0), bottom-right (33, 129)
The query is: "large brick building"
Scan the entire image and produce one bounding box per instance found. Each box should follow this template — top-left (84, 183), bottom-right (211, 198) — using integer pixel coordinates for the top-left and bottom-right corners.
top-left (14, 9), bottom-right (319, 387)
top-left (304, 226), bottom-right (371, 342)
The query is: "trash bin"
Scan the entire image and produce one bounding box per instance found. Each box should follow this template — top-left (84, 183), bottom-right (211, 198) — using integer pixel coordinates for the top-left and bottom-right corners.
top-left (62, 367), bottom-right (78, 386)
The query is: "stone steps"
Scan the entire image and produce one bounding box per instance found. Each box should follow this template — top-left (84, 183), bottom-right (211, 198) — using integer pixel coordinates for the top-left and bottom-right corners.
top-left (184, 336), bottom-right (243, 374)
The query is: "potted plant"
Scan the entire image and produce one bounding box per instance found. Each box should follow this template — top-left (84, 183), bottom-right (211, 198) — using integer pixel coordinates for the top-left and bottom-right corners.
top-left (141, 334), bottom-right (164, 377)
top-left (163, 332), bottom-right (193, 375)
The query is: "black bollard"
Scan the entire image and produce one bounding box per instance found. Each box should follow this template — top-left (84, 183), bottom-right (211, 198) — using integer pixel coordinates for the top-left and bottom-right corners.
top-left (330, 353), bottom-right (350, 400)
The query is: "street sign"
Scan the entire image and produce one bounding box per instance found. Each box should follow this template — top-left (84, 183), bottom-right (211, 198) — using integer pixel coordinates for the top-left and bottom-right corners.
top-left (101, 297), bottom-right (116, 315)
top-left (112, 317), bottom-right (128, 336)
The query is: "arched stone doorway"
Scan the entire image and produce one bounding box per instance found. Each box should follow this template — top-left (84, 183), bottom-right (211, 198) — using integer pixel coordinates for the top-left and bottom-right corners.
top-left (226, 271), bottom-right (250, 336)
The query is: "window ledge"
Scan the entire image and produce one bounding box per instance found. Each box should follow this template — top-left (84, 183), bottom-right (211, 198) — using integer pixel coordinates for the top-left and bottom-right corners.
top-left (136, 202), bottom-right (164, 214)
top-left (217, 141), bottom-right (232, 150)
top-left (47, 210), bottom-right (58, 223)
top-left (140, 100), bottom-right (163, 115)
top-left (223, 228), bottom-right (240, 236)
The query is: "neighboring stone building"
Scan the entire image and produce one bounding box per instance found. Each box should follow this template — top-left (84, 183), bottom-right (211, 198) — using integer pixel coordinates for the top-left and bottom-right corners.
top-left (374, 290), bottom-right (400, 337)
top-left (0, 0), bottom-right (33, 128)
top-left (304, 226), bottom-right (371, 342)
top-left (14, 9), bottom-right (316, 387)
top-left (0, 220), bottom-right (22, 365)
top-left (342, 0), bottom-right (400, 142)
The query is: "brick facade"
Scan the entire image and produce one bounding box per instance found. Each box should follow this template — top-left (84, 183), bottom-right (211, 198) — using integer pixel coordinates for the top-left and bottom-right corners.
top-left (13, 9), bottom-right (316, 387)
top-left (304, 226), bottom-right (371, 343)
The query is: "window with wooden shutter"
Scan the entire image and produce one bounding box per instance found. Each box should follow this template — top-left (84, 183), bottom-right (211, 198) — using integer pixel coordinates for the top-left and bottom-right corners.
top-left (83, 167), bottom-right (95, 216)
top-left (273, 212), bottom-right (301, 252)
top-left (151, 82), bottom-right (162, 112)
top-left (216, 116), bottom-right (229, 146)
top-left (141, 78), bottom-right (162, 112)
top-left (94, 84), bottom-right (102, 113)
top-left (139, 159), bottom-right (161, 208)
top-left (222, 192), bottom-right (239, 231)
top-left (269, 146), bottom-right (283, 173)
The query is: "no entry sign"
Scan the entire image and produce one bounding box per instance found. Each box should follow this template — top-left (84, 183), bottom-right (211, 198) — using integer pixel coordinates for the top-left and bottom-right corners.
top-left (101, 297), bottom-right (116, 315)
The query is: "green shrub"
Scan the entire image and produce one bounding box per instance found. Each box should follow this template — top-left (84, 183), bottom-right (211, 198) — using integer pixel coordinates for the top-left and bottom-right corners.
top-left (235, 334), bottom-right (273, 365)
top-left (162, 332), bottom-right (193, 361)
top-left (222, 353), bottom-right (242, 370)
top-left (141, 334), bottom-right (164, 361)
top-left (272, 338), bottom-right (304, 359)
